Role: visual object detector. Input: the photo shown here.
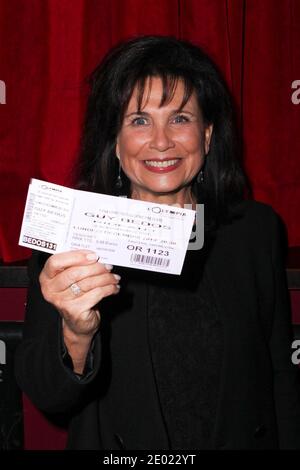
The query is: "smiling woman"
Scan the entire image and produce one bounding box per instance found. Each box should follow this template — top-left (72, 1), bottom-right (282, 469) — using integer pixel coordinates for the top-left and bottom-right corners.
top-left (15, 36), bottom-right (300, 450)
top-left (76, 35), bottom-right (246, 232)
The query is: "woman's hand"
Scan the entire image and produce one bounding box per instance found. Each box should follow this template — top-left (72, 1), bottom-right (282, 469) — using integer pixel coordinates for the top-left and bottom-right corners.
top-left (39, 250), bottom-right (120, 373)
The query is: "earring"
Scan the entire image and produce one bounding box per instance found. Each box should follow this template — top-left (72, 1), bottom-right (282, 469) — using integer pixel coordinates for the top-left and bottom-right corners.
top-left (115, 158), bottom-right (123, 189)
top-left (197, 169), bottom-right (204, 183)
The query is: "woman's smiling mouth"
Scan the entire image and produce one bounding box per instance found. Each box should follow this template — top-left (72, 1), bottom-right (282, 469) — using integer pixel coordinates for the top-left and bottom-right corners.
top-left (143, 158), bottom-right (181, 172)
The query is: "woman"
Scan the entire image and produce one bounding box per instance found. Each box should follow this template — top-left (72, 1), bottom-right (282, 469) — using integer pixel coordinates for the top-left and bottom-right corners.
top-left (15, 36), bottom-right (300, 449)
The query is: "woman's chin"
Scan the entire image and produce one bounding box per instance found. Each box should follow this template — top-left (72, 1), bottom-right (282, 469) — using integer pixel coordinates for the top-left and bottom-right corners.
top-left (132, 184), bottom-right (191, 203)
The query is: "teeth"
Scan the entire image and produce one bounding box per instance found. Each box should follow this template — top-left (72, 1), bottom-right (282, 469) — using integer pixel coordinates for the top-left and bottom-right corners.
top-left (145, 159), bottom-right (179, 168)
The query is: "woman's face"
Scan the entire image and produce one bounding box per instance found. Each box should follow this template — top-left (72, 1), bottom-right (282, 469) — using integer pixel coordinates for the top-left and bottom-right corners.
top-left (116, 77), bottom-right (213, 203)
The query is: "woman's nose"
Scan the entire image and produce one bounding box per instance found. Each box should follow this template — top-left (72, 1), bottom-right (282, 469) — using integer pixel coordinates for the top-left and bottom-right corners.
top-left (149, 125), bottom-right (175, 151)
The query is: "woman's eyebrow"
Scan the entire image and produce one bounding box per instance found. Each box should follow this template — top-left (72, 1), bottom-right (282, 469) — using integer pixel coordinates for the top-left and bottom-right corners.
top-left (172, 108), bottom-right (195, 114)
top-left (125, 109), bottom-right (196, 117)
top-left (124, 111), bottom-right (148, 117)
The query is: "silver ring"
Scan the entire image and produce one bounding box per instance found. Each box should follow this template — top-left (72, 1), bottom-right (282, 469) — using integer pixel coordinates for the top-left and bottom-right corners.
top-left (69, 282), bottom-right (82, 296)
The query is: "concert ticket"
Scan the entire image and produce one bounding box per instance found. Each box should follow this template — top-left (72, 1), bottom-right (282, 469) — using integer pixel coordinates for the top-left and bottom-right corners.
top-left (19, 178), bottom-right (201, 275)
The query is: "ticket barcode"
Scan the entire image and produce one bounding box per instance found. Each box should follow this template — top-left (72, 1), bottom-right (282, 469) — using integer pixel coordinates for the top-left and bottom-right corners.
top-left (130, 253), bottom-right (170, 268)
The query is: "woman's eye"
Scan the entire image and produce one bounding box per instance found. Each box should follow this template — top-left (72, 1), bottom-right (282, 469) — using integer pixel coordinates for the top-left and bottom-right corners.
top-left (173, 114), bottom-right (189, 124)
top-left (132, 117), bottom-right (148, 126)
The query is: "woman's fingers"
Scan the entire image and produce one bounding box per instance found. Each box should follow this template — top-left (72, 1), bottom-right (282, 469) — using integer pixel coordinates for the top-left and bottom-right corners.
top-left (58, 272), bottom-right (121, 303)
top-left (39, 251), bottom-right (117, 303)
top-left (38, 250), bottom-right (121, 337)
top-left (64, 284), bottom-right (120, 314)
top-left (42, 250), bottom-right (99, 279)
top-left (68, 273), bottom-right (121, 295)
top-left (44, 261), bottom-right (114, 293)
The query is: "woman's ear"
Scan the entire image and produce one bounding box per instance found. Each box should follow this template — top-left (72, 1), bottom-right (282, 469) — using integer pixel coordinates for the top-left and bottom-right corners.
top-left (204, 124), bottom-right (213, 155)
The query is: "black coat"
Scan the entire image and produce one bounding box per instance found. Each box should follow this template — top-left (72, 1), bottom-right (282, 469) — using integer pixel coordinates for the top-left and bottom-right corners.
top-left (15, 200), bottom-right (300, 449)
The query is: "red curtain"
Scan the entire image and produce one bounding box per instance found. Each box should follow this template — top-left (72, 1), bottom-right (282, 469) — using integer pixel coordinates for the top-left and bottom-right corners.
top-left (0, 0), bottom-right (300, 262)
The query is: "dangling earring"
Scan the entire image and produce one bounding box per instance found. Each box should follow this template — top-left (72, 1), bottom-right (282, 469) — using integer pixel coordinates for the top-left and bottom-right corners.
top-left (115, 157), bottom-right (123, 189)
top-left (197, 169), bottom-right (204, 183)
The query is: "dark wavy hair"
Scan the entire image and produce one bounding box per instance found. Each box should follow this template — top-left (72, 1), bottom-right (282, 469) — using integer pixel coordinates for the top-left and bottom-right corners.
top-left (75, 35), bottom-right (248, 230)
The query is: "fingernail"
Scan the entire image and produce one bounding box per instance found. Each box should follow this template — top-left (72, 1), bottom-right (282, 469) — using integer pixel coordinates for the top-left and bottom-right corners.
top-left (116, 284), bottom-right (121, 289)
top-left (113, 274), bottom-right (121, 281)
top-left (105, 264), bottom-right (113, 271)
top-left (86, 252), bottom-right (98, 261)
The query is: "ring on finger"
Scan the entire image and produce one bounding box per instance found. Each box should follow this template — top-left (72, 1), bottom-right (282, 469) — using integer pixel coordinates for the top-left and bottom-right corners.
top-left (69, 282), bottom-right (82, 296)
